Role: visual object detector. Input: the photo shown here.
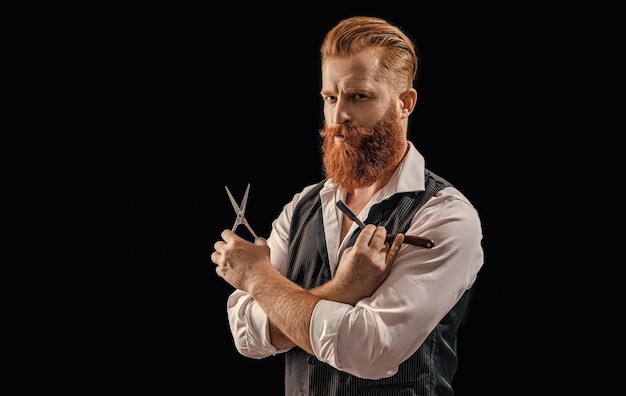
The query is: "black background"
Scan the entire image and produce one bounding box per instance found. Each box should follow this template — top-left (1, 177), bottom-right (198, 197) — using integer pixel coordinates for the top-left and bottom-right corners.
top-left (101, 5), bottom-right (546, 394)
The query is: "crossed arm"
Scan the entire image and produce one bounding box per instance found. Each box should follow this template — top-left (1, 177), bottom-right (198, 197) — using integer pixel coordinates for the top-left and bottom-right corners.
top-left (211, 225), bottom-right (404, 353)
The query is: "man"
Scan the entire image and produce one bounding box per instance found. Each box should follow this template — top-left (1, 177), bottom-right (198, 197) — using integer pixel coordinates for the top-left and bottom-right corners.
top-left (211, 15), bottom-right (484, 395)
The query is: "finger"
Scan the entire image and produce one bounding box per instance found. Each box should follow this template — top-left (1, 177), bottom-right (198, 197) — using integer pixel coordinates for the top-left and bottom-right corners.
top-left (254, 237), bottom-right (267, 246)
top-left (370, 225), bottom-right (389, 246)
top-left (386, 233), bottom-right (404, 265)
top-left (220, 229), bottom-right (237, 242)
top-left (355, 224), bottom-right (377, 246)
top-left (213, 240), bottom-right (225, 253)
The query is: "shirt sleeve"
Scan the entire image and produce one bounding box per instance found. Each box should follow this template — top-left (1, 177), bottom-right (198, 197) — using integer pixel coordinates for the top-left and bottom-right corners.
top-left (309, 187), bottom-right (484, 379)
top-left (226, 290), bottom-right (285, 358)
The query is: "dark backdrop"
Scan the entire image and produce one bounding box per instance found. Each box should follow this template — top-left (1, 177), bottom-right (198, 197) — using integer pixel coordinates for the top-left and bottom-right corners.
top-left (103, 6), bottom-right (542, 395)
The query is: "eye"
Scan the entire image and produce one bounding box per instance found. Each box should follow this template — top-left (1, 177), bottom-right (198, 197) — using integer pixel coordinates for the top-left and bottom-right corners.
top-left (324, 95), bottom-right (337, 103)
top-left (351, 93), bottom-right (368, 102)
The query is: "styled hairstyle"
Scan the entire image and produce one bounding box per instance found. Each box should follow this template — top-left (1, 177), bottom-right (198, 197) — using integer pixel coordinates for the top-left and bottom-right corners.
top-left (321, 16), bottom-right (419, 92)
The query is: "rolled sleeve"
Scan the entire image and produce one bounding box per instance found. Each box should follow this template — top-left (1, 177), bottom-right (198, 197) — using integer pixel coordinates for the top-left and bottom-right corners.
top-left (227, 290), bottom-right (286, 358)
top-left (310, 299), bottom-right (352, 366)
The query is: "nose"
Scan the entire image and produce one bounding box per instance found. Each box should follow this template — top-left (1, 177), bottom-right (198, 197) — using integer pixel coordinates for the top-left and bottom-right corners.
top-left (331, 98), bottom-right (351, 125)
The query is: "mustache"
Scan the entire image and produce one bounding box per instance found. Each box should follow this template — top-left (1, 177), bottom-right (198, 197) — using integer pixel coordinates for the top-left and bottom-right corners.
top-left (319, 124), bottom-right (374, 139)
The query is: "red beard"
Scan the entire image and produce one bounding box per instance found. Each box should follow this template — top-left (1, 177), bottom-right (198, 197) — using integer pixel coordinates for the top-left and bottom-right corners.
top-left (319, 106), bottom-right (407, 191)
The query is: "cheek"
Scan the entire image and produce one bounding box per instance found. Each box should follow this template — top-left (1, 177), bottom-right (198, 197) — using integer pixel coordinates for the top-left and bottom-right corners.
top-left (354, 106), bottom-right (386, 128)
top-left (322, 106), bottom-right (333, 125)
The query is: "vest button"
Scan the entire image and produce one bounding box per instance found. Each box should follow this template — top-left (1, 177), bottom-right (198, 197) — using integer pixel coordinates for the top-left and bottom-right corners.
top-left (307, 354), bottom-right (315, 364)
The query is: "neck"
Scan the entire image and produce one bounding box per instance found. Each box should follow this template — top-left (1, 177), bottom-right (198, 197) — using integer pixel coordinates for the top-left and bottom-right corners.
top-left (345, 168), bottom-right (394, 213)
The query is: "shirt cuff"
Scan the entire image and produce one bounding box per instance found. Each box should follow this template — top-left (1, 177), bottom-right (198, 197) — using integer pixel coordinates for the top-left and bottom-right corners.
top-left (310, 299), bottom-right (352, 365)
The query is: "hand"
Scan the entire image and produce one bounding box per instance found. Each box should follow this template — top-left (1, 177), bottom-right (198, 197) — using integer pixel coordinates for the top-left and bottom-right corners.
top-left (332, 224), bottom-right (403, 302)
top-left (211, 230), bottom-right (272, 291)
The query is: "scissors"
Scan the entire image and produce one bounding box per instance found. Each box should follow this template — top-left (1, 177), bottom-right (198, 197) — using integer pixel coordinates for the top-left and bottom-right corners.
top-left (225, 183), bottom-right (259, 240)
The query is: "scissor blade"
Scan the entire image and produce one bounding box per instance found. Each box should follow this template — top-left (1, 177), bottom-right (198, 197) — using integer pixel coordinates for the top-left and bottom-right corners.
top-left (225, 186), bottom-right (243, 230)
top-left (239, 183), bottom-right (251, 214)
top-left (225, 186), bottom-right (241, 212)
top-left (242, 218), bottom-right (258, 239)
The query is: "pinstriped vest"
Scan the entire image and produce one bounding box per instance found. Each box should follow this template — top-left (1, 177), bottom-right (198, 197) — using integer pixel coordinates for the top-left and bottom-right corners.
top-left (284, 170), bottom-right (472, 396)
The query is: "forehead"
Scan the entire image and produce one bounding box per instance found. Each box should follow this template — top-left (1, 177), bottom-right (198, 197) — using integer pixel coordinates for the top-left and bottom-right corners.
top-left (321, 47), bottom-right (383, 90)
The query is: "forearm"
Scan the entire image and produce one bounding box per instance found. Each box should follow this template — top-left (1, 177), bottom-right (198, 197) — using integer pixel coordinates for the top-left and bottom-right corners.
top-left (309, 277), bottom-right (362, 305)
top-left (268, 320), bottom-right (296, 350)
top-left (249, 269), bottom-right (321, 354)
top-left (266, 276), bottom-right (364, 351)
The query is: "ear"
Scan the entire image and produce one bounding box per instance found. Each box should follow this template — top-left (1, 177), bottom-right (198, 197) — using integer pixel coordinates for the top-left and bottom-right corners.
top-left (399, 88), bottom-right (418, 118)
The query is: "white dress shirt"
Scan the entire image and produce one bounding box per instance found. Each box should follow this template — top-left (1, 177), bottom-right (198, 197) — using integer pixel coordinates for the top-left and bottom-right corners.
top-left (226, 142), bottom-right (484, 379)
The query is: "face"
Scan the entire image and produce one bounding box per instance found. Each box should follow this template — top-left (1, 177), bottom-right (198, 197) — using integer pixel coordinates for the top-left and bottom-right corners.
top-left (319, 48), bottom-right (408, 191)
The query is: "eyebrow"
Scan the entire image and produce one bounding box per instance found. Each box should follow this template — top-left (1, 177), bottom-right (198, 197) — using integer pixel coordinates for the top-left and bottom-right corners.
top-left (320, 85), bottom-right (376, 97)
